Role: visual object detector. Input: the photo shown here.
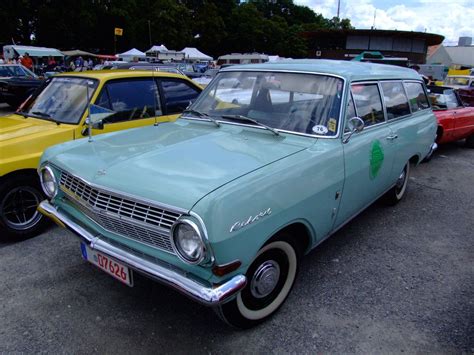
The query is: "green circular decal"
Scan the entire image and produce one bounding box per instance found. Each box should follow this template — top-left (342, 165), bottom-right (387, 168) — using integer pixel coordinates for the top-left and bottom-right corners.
top-left (370, 140), bottom-right (384, 179)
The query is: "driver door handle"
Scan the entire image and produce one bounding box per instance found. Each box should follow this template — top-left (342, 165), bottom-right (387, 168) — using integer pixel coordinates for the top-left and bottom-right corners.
top-left (386, 134), bottom-right (398, 141)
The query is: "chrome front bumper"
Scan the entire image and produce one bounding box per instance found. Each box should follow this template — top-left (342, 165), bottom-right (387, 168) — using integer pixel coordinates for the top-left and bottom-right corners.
top-left (38, 200), bottom-right (247, 306)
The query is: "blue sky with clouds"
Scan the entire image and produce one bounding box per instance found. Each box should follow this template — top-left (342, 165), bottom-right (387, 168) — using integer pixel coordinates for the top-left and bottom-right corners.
top-left (295, 0), bottom-right (474, 45)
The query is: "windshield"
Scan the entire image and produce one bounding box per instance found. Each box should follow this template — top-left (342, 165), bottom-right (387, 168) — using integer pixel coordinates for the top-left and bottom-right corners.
top-left (18, 76), bottom-right (98, 124)
top-left (190, 71), bottom-right (344, 136)
top-left (0, 65), bottom-right (38, 78)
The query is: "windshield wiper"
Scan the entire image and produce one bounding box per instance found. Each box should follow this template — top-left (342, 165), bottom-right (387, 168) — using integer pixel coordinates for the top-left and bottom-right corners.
top-left (32, 111), bottom-right (52, 118)
top-left (182, 109), bottom-right (220, 127)
top-left (30, 111), bottom-right (59, 124)
top-left (221, 114), bottom-right (279, 136)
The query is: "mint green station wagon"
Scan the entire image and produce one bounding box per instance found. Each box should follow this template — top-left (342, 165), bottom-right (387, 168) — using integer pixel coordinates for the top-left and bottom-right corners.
top-left (38, 60), bottom-right (437, 328)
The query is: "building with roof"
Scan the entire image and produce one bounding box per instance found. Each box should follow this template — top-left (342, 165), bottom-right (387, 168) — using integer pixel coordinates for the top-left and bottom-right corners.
top-left (302, 29), bottom-right (444, 66)
top-left (427, 38), bottom-right (474, 68)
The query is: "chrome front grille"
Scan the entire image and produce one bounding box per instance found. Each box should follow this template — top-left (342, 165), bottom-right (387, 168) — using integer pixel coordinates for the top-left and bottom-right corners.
top-left (59, 170), bottom-right (182, 253)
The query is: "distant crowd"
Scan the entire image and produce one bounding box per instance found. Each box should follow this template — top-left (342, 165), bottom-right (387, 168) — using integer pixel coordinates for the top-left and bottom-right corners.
top-left (0, 52), bottom-right (101, 74)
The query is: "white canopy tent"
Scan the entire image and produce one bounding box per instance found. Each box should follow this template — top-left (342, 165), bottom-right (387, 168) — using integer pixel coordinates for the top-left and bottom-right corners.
top-left (3, 45), bottom-right (64, 59)
top-left (146, 44), bottom-right (168, 53)
top-left (146, 44), bottom-right (184, 61)
top-left (117, 48), bottom-right (146, 62)
top-left (181, 47), bottom-right (213, 61)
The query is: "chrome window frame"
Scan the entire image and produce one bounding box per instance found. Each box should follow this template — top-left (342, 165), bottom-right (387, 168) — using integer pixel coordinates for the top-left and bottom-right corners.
top-left (184, 69), bottom-right (347, 139)
top-left (403, 80), bottom-right (432, 113)
top-left (379, 79), bottom-right (412, 122)
top-left (349, 80), bottom-right (387, 132)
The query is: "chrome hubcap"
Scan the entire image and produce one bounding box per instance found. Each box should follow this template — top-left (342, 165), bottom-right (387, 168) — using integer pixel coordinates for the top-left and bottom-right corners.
top-left (1, 187), bottom-right (41, 230)
top-left (250, 260), bottom-right (280, 298)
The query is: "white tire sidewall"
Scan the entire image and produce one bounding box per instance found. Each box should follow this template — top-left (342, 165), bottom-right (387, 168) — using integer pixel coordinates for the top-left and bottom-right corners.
top-left (395, 163), bottom-right (410, 200)
top-left (236, 240), bottom-right (297, 321)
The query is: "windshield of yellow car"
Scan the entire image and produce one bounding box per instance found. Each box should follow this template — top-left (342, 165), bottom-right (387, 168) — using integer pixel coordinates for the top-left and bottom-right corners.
top-left (189, 71), bottom-right (344, 136)
top-left (18, 77), bottom-right (99, 124)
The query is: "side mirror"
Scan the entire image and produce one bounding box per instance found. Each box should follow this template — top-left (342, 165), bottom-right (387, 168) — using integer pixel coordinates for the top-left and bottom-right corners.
top-left (343, 117), bottom-right (365, 144)
top-left (92, 120), bottom-right (104, 130)
top-left (81, 120), bottom-right (104, 136)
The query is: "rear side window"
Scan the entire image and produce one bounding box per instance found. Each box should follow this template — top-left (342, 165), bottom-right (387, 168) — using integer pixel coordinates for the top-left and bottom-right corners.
top-left (96, 78), bottom-right (161, 123)
top-left (160, 80), bottom-right (200, 114)
top-left (351, 83), bottom-right (385, 127)
top-left (404, 82), bottom-right (429, 112)
top-left (381, 82), bottom-right (411, 119)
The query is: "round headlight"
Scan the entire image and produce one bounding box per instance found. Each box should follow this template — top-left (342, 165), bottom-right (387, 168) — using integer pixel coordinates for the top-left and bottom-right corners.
top-left (172, 220), bottom-right (205, 264)
top-left (40, 166), bottom-right (57, 198)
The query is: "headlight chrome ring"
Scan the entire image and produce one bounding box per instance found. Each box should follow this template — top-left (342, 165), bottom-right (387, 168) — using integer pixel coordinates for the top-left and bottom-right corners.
top-left (39, 165), bottom-right (58, 199)
top-left (171, 219), bottom-right (206, 265)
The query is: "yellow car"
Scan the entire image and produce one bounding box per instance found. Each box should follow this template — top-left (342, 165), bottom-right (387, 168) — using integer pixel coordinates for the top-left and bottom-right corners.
top-left (0, 70), bottom-right (202, 239)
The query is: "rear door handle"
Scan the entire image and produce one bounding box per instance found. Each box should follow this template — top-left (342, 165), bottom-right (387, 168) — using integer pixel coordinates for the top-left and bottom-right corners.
top-left (386, 134), bottom-right (398, 141)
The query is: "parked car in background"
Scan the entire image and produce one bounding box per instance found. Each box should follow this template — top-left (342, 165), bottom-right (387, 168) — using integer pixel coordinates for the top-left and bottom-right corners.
top-left (0, 64), bottom-right (44, 107)
top-left (192, 68), bottom-right (219, 87)
top-left (37, 60), bottom-right (437, 328)
top-left (0, 70), bottom-right (202, 240)
top-left (457, 86), bottom-right (474, 107)
top-left (100, 61), bottom-right (185, 75)
top-left (443, 75), bottom-right (474, 89)
top-left (427, 85), bottom-right (474, 147)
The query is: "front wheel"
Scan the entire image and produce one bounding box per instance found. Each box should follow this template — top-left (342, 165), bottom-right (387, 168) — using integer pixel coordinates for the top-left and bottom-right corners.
top-left (0, 175), bottom-right (48, 241)
top-left (216, 235), bottom-right (300, 328)
top-left (382, 163), bottom-right (410, 206)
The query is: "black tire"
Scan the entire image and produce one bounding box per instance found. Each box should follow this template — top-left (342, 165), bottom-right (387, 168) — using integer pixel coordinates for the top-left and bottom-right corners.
top-left (382, 163), bottom-right (410, 206)
top-left (466, 135), bottom-right (474, 148)
top-left (0, 175), bottom-right (48, 241)
top-left (215, 234), bottom-right (301, 329)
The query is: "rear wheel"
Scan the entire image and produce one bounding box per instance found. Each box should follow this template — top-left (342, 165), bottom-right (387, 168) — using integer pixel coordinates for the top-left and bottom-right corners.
top-left (382, 163), bottom-right (410, 206)
top-left (216, 234), bottom-right (300, 329)
top-left (0, 175), bottom-right (48, 241)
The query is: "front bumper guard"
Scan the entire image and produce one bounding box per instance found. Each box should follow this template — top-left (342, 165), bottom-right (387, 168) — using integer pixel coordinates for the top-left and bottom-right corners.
top-left (38, 200), bottom-right (246, 306)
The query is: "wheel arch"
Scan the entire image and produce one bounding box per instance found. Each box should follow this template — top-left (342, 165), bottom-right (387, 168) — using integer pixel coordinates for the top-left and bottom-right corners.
top-left (409, 154), bottom-right (421, 166)
top-left (264, 220), bottom-right (314, 257)
top-left (0, 168), bottom-right (39, 184)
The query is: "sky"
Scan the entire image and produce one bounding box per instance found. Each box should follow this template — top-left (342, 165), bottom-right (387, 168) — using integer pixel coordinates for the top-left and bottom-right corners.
top-left (295, 0), bottom-right (474, 45)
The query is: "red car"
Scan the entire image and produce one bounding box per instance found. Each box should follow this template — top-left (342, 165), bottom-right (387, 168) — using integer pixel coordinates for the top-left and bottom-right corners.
top-left (458, 87), bottom-right (474, 107)
top-left (427, 85), bottom-right (474, 147)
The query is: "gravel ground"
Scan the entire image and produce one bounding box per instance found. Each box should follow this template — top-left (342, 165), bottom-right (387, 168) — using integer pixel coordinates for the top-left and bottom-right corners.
top-left (0, 142), bottom-right (473, 354)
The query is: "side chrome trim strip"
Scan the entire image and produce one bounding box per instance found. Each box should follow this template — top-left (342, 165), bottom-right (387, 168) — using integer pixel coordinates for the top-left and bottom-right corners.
top-left (38, 200), bottom-right (246, 306)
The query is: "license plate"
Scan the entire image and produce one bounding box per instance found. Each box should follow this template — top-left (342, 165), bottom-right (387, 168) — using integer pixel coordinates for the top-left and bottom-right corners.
top-left (80, 243), bottom-right (133, 286)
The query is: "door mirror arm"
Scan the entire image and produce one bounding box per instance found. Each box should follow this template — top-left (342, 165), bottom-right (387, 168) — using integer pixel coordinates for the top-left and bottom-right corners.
top-left (343, 117), bottom-right (365, 144)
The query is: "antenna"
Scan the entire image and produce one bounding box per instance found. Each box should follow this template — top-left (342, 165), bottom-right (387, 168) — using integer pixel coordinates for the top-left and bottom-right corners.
top-left (337, 0), bottom-right (340, 18)
top-left (86, 80), bottom-right (93, 142)
top-left (372, 9), bottom-right (376, 29)
top-left (152, 59), bottom-right (159, 127)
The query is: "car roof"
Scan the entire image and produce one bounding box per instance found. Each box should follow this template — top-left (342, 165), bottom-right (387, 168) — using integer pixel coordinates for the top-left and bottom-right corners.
top-left (56, 70), bottom-right (189, 81)
top-left (221, 59), bottom-right (423, 82)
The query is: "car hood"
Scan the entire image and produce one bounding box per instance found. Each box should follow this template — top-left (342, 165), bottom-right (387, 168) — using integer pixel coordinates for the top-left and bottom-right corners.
top-left (50, 120), bottom-right (313, 210)
top-left (0, 114), bottom-right (71, 143)
top-left (0, 114), bottom-right (76, 176)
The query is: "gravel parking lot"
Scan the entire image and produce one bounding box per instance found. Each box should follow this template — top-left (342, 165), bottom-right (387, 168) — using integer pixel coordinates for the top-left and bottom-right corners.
top-left (1, 142), bottom-right (473, 353)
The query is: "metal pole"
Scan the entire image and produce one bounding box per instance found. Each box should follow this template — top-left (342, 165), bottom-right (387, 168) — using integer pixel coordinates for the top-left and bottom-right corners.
top-left (337, 0), bottom-right (340, 18)
top-left (148, 20), bottom-right (152, 46)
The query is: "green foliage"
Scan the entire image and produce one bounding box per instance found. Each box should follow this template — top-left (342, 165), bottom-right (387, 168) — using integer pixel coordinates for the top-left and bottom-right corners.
top-left (0, 0), bottom-right (353, 58)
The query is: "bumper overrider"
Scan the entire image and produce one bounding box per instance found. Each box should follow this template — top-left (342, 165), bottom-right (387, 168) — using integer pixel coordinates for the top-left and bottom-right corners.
top-left (38, 200), bottom-right (247, 306)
